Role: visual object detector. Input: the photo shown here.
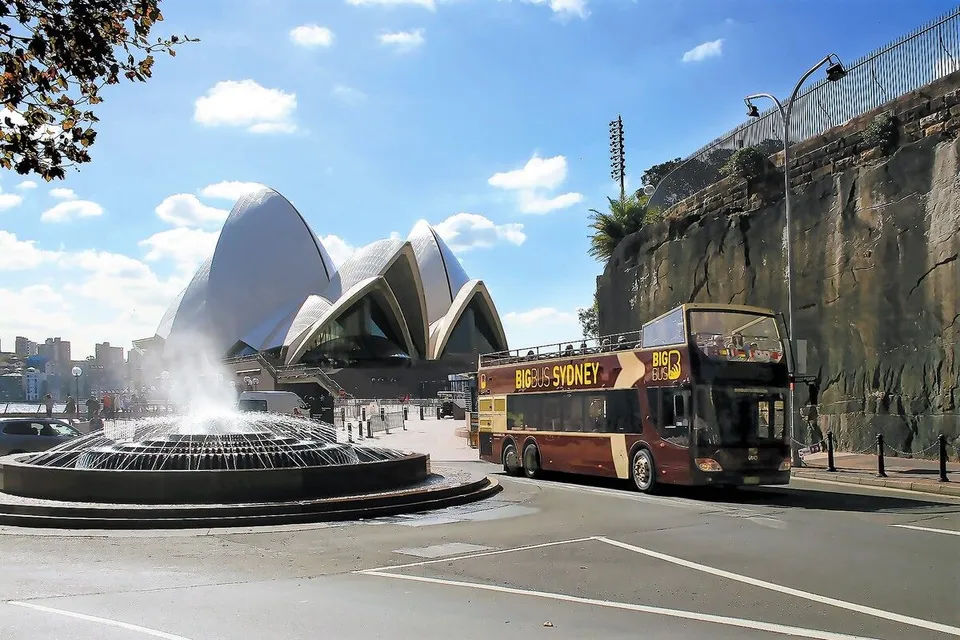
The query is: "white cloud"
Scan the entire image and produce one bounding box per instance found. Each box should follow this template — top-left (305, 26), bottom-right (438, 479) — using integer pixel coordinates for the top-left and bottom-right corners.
top-left (378, 29), bottom-right (425, 51)
top-left (140, 228), bottom-right (219, 275)
top-left (0, 285), bottom-right (75, 344)
top-left (16, 180), bottom-right (37, 190)
top-left (40, 199), bottom-right (103, 222)
top-left (523, 0), bottom-right (588, 19)
top-left (682, 38), bottom-right (724, 63)
top-left (155, 194), bottom-right (229, 228)
top-left (518, 191), bottom-right (584, 214)
top-left (488, 154), bottom-right (568, 191)
top-left (502, 306), bottom-right (581, 348)
top-left (319, 234), bottom-right (356, 267)
top-left (332, 84), bottom-right (368, 105)
top-left (199, 181), bottom-right (267, 201)
top-left (63, 250), bottom-right (184, 310)
top-left (348, 0), bottom-right (435, 8)
top-left (194, 80), bottom-right (297, 134)
top-left (49, 187), bottom-right (77, 200)
top-left (432, 213), bottom-right (526, 252)
top-left (0, 231), bottom-right (60, 270)
top-left (489, 153), bottom-right (583, 214)
top-left (0, 191), bottom-right (23, 210)
top-left (289, 24), bottom-right (334, 48)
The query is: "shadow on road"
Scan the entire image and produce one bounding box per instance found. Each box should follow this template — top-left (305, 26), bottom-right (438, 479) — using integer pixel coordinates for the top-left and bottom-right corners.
top-left (501, 471), bottom-right (960, 515)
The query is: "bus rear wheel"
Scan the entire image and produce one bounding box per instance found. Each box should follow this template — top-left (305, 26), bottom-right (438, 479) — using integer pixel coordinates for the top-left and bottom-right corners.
top-left (522, 443), bottom-right (541, 479)
top-left (502, 442), bottom-right (521, 476)
top-left (631, 448), bottom-right (656, 493)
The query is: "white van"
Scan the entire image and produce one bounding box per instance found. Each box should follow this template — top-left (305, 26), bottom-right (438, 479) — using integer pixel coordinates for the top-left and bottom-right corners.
top-left (238, 391), bottom-right (309, 416)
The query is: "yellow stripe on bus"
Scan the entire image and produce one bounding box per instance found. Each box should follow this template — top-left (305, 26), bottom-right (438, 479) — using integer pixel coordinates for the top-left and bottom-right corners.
top-left (610, 434), bottom-right (629, 479)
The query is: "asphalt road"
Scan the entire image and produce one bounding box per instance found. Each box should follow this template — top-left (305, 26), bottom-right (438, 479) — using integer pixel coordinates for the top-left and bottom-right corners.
top-left (1, 463), bottom-right (958, 640)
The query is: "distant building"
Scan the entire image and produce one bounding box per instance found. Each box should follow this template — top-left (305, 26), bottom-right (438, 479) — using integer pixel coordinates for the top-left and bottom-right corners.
top-left (38, 337), bottom-right (71, 400)
top-left (95, 341), bottom-right (125, 390)
top-left (22, 361), bottom-right (47, 401)
top-left (0, 373), bottom-right (22, 401)
top-left (15, 336), bottom-right (37, 358)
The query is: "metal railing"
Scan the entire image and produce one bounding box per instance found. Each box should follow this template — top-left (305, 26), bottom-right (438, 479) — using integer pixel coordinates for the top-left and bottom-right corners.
top-left (649, 6), bottom-right (960, 212)
top-left (480, 329), bottom-right (644, 368)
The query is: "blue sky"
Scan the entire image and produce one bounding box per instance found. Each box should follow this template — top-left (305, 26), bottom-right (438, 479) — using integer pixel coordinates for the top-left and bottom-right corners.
top-left (1, 0), bottom-right (955, 357)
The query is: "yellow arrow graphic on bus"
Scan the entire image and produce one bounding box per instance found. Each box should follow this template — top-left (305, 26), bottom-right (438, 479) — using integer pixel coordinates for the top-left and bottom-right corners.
top-left (614, 351), bottom-right (646, 388)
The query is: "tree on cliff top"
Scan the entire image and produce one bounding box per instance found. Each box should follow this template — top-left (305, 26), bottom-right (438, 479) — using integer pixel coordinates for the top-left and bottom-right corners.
top-left (0, 0), bottom-right (193, 180)
top-left (587, 194), bottom-right (657, 262)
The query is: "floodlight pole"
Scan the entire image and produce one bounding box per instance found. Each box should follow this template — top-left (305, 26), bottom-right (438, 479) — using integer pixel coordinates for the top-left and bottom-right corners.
top-left (745, 54), bottom-right (843, 466)
top-left (609, 115), bottom-right (625, 200)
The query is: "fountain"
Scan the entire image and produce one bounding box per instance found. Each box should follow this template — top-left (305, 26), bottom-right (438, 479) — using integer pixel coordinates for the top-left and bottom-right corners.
top-left (0, 410), bottom-right (499, 528)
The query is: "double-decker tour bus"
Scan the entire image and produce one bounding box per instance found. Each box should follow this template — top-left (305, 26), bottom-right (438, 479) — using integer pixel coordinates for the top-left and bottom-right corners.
top-left (476, 303), bottom-right (792, 492)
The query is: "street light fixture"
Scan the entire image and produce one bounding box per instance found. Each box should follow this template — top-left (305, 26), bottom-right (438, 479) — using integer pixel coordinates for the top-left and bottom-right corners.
top-left (252, 377), bottom-right (260, 390)
top-left (742, 53), bottom-right (847, 465)
top-left (71, 366), bottom-right (82, 402)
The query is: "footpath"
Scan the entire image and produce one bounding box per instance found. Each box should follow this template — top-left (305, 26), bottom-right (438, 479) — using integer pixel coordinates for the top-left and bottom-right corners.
top-left (794, 451), bottom-right (960, 497)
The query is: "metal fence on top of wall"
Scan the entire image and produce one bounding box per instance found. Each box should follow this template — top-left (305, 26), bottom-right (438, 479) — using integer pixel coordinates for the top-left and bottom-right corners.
top-left (649, 6), bottom-right (960, 212)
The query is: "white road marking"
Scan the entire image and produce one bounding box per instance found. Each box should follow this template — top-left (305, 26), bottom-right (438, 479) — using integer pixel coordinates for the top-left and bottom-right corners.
top-left (891, 523), bottom-right (960, 537)
top-left (393, 542), bottom-right (492, 558)
top-left (358, 536), bottom-right (597, 572)
top-left (596, 536), bottom-right (960, 637)
top-left (362, 570), bottom-right (880, 640)
top-left (7, 601), bottom-right (192, 639)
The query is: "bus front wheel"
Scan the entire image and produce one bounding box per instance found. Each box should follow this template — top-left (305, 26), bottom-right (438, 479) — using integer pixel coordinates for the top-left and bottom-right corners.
top-left (631, 448), bottom-right (656, 493)
top-left (502, 443), bottom-right (521, 476)
top-left (522, 444), bottom-right (541, 479)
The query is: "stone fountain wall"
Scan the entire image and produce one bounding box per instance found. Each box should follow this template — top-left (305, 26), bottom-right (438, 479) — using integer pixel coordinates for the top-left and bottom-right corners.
top-left (596, 71), bottom-right (960, 454)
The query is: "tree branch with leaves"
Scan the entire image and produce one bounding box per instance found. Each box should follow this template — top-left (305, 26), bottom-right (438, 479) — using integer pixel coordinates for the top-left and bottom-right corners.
top-left (0, 0), bottom-right (194, 180)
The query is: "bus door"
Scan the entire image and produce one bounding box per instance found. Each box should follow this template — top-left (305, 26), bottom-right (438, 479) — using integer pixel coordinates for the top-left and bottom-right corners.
top-left (646, 387), bottom-right (692, 481)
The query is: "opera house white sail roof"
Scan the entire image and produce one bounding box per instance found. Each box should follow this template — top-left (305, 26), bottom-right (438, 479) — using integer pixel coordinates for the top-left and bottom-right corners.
top-left (158, 188), bottom-right (507, 366)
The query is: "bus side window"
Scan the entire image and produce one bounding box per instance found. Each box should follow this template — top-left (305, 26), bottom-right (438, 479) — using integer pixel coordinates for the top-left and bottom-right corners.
top-left (646, 388), bottom-right (660, 430)
top-left (563, 393), bottom-right (583, 432)
top-left (586, 396), bottom-right (605, 432)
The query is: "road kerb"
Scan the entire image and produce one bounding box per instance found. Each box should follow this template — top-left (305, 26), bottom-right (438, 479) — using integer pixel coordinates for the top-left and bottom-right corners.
top-left (792, 469), bottom-right (960, 497)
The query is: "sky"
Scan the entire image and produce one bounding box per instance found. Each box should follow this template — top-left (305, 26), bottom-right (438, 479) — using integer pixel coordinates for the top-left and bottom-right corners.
top-left (1, 0), bottom-right (956, 358)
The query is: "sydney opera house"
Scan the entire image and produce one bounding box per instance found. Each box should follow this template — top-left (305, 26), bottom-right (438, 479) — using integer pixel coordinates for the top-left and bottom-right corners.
top-left (156, 188), bottom-right (507, 401)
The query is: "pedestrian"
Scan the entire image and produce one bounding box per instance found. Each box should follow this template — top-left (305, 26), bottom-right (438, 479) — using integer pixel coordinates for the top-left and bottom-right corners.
top-left (102, 393), bottom-right (113, 419)
top-left (85, 394), bottom-right (99, 420)
top-left (88, 408), bottom-right (104, 432)
top-left (65, 395), bottom-right (77, 424)
top-left (44, 393), bottom-right (53, 417)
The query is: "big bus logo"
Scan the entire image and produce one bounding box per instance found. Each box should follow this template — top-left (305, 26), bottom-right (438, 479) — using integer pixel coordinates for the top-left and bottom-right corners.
top-left (651, 349), bottom-right (682, 381)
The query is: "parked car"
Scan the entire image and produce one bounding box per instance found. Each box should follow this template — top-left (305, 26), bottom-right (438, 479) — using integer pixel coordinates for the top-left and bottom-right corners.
top-left (0, 418), bottom-right (82, 456)
top-left (238, 391), bottom-right (310, 416)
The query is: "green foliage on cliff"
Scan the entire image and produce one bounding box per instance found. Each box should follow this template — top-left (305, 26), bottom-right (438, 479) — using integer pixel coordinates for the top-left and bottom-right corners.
top-left (720, 146), bottom-right (768, 180)
top-left (587, 194), bottom-right (658, 261)
top-left (863, 112), bottom-right (898, 151)
top-left (577, 297), bottom-right (599, 338)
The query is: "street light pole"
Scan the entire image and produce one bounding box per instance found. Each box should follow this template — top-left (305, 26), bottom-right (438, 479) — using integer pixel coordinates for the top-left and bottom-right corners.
top-left (744, 54), bottom-right (846, 465)
top-left (609, 115), bottom-right (626, 200)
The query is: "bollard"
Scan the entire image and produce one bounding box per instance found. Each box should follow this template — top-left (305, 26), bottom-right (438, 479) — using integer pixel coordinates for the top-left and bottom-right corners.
top-left (357, 420), bottom-right (364, 440)
top-left (436, 406), bottom-right (441, 420)
top-left (367, 420), bottom-right (373, 438)
top-left (939, 433), bottom-right (949, 483)
top-left (403, 407), bottom-right (408, 421)
top-left (419, 405), bottom-right (424, 420)
top-left (348, 422), bottom-right (353, 443)
top-left (827, 431), bottom-right (836, 472)
top-left (876, 433), bottom-right (887, 478)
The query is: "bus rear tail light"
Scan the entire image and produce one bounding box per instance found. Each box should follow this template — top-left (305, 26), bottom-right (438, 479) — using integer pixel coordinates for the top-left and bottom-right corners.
top-left (778, 458), bottom-right (791, 471)
top-left (695, 458), bottom-right (723, 472)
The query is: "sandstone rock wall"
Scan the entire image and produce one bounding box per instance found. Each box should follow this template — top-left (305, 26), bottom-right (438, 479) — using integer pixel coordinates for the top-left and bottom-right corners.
top-left (597, 73), bottom-right (960, 454)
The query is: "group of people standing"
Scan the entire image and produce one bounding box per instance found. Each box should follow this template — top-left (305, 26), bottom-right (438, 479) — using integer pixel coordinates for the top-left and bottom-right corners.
top-left (43, 391), bottom-right (145, 430)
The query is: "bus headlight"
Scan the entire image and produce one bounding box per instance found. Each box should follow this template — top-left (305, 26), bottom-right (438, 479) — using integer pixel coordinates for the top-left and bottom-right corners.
top-left (778, 458), bottom-right (791, 471)
top-left (695, 458), bottom-right (723, 472)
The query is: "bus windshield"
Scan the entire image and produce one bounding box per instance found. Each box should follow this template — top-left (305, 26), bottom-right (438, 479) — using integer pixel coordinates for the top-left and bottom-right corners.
top-left (689, 310), bottom-right (784, 364)
top-left (694, 386), bottom-right (787, 447)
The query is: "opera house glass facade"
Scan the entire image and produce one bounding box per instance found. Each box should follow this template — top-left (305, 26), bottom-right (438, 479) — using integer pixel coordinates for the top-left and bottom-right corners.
top-left (156, 188), bottom-right (507, 397)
